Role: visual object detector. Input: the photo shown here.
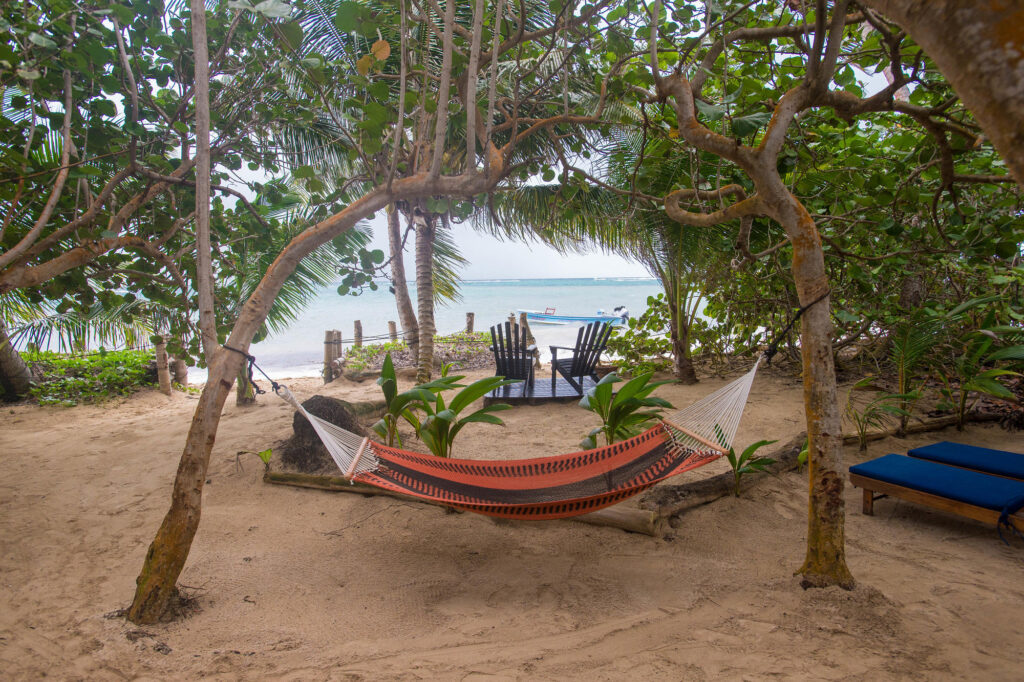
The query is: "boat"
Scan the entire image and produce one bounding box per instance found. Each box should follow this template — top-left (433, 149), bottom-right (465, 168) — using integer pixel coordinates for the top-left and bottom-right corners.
top-left (517, 306), bottom-right (629, 326)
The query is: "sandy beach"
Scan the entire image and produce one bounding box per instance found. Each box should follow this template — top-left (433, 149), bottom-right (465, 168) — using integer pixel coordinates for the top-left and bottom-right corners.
top-left (2, 364), bottom-right (1023, 680)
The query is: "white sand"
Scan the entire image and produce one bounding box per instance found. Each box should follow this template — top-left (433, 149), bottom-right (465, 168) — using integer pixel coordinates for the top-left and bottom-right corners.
top-left (1, 366), bottom-right (1023, 679)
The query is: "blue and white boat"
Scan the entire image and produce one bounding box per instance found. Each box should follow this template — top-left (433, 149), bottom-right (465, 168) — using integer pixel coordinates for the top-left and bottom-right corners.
top-left (517, 306), bottom-right (629, 326)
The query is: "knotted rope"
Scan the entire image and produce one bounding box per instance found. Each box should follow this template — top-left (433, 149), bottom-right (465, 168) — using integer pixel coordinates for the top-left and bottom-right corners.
top-left (223, 344), bottom-right (280, 395)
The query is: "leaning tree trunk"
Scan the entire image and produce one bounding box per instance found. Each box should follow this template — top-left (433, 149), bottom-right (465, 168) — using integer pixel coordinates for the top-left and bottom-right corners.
top-left (387, 204), bottom-right (418, 357)
top-left (764, 183), bottom-right (853, 590)
top-left (0, 320), bottom-right (31, 401)
top-left (127, 348), bottom-right (245, 622)
top-left (414, 212), bottom-right (436, 383)
top-left (859, 0), bottom-right (1024, 186)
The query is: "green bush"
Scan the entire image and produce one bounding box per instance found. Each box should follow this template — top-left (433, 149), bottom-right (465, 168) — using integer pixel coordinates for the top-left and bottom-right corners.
top-left (606, 295), bottom-right (673, 376)
top-left (24, 349), bottom-right (157, 406)
top-left (343, 331), bottom-right (492, 372)
top-left (345, 339), bottom-right (407, 372)
top-left (579, 371), bottom-right (673, 449)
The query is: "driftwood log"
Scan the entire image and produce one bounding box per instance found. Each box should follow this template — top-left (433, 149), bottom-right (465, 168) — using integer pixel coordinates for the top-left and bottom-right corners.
top-left (264, 471), bottom-right (667, 537)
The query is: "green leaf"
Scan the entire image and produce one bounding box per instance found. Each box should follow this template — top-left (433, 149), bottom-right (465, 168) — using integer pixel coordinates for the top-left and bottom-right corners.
top-left (695, 99), bottom-right (725, 122)
top-left (731, 112), bottom-right (772, 137)
top-left (254, 0), bottom-right (292, 19)
top-left (277, 21), bottom-right (303, 51)
top-left (458, 411), bottom-right (507, 426)
top-left (29, 32), bottom-right (58, 49)
top-left (449, 377), bottom-right (518, 413)
top-left (986, 345), bottom-right (1024, 362)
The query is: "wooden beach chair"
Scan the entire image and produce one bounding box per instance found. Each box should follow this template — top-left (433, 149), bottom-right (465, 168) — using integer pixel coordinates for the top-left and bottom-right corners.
top-left (907, 441), bottom-right (1024, 480)
top-left (490, 321), bottom-right (535, 396)
top-left (550, 321), bottom-right (613, 395)
top-left (848, 454), bottom-right (1024, 536)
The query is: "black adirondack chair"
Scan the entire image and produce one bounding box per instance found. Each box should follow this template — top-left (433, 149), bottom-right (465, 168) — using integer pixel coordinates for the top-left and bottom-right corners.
top-left (550, 321), bottom-right (613, 394)
top-left (490, 322), bottom-right (536, 395)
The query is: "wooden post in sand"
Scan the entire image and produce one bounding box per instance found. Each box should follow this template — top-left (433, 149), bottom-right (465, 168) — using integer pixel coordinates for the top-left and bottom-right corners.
top-left (353, 320), bottom-right (363, 348)
top-left (324, 330), bottom-right (341, 383)
top-left (323, 330), bottom-right (333, 383)
top-left (465, 312), bottom-right (475, 333)
top-left (518, 312), bottom-right (541, 368)
top-left (388, 321), bottom-right (398, 342)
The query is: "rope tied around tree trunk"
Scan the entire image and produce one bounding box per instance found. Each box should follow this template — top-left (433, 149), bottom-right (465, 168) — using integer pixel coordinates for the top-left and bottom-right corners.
top-left (223, 344), bottom-right (280, 395)
top-left (763, 289), bottom-right (831, 366)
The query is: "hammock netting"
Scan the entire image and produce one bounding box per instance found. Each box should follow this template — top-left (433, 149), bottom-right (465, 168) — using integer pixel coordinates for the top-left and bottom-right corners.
top-left (276, 361), bottom-right (759, 520)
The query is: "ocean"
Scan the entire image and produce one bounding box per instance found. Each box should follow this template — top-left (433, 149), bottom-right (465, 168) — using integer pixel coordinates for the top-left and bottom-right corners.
top-left (234, 277), bottom-right (663, 380)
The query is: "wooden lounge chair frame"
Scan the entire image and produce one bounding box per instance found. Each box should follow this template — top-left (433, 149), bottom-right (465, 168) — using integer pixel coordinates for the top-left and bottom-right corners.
top-left (550, 321), bottom-right (613, 395)
top-left (490, 321), bottom-right (535, 396)
top-left (849, 471), bottom-right (1024, 532)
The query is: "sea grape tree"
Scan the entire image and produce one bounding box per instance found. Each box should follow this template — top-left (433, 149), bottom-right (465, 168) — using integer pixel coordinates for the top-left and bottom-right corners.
top-left (125, 0), bottom-right (643, 623)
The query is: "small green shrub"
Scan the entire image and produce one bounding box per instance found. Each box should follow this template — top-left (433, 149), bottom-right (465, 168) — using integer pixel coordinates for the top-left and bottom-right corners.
top-left (935, 324), bottom-right (1024, 430)
top-left (606, 295), bottom-right (672, 376)
top-left (726, 439), bottom-right (777, 496)
top-left (415, 370), bottom-right (519, 458)
top-left (343, 331), bottom-right (492, 372)
top-left (345, 339), bottom-right (407, 372)
top-left (24, 349), bottom-right (157, 405)
top-left (579, 371), bottom-right (673, 449)
top-left (843, 377), bottom-right (914, 451)
top-left (371, 352), bottom-right (461, 447)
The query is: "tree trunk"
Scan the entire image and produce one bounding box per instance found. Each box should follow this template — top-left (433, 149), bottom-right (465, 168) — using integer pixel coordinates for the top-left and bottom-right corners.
top-left (388, 204), bottom-right (418, 356)
top-left (859, 0), bottom-right (1024, 186)
top-left (190, 0), bottom-right (217, 361)
top-left (670, 306), bottom-right (698, 384)
top-left (127, 348), bottom-right (244, 623)
top-left (154, 336), bottom-right (172, 396)
top-left (765, 186), bottom-right (854, 590)
top-left (0, 320), bottom-right (31, 401)
top-left (170, 355), bottom-right (188, 386)
top-left (414, 210), bottom-right (436, 383)
top-left (235, 367), bottom-right (256, 406)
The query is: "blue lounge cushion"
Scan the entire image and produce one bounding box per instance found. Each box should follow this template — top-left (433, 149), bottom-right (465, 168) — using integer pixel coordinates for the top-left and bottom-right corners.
top-left (908, 441), bottom-right (1024, 480)
top-left (849, 454), bottom-right (1024, 512)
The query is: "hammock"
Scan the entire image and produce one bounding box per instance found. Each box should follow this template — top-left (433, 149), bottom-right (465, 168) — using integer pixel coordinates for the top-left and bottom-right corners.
top-left (276, 361), bottom-right (760, 520)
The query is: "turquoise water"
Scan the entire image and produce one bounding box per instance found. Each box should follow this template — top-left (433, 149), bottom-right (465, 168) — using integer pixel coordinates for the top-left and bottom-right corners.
top-left (244, 277), bottom-right (663, 378)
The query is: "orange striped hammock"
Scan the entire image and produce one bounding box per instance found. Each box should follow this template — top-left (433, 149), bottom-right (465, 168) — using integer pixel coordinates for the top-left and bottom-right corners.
top-left (277, 362), bottom-right (759, 521)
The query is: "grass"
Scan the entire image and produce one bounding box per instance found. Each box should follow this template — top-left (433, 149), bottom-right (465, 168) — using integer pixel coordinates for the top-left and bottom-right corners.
top-left (24, 349), bottom-right (157, 406)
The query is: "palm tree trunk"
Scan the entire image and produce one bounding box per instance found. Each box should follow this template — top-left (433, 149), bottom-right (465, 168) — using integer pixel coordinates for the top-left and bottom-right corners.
top-left (672, 319), bottom-right (697, 383)
top-left (0, 320), bottom-right (31, 400)
top-left (388, 204), bottom-right (418, 356)
top-left (414, 209), bottom-right (436, 383)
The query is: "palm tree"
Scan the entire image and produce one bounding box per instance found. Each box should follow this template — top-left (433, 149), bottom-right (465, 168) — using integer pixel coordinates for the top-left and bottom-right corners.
top-left (284, 0), bottom-right (582, 380)
top-left (481, 131), bottom-right (738, 383)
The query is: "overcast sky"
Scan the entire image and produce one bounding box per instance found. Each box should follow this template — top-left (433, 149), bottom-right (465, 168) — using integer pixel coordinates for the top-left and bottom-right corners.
top-left (361, 213), bottom-right (651, 280)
